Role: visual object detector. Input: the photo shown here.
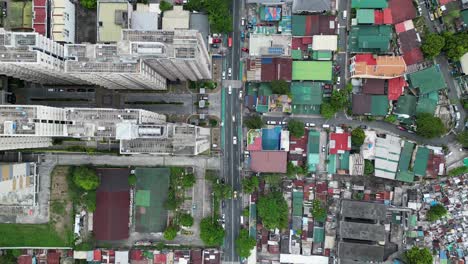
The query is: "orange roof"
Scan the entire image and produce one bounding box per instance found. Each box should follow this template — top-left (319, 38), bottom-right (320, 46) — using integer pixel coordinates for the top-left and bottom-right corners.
top-left (352, 56), bottom-right (407, 79)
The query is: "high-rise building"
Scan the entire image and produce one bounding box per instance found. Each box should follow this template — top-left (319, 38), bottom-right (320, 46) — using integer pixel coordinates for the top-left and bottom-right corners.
top-left (0, 105), bottom-right (210, 155)
top-left (0, 29), bottom-right (87, 85)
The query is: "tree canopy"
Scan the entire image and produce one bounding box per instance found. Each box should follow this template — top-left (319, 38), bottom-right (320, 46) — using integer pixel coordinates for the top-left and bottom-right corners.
top-left (288, 119), bottom-right (305, 138)
top-left (448, 166), bottom-right (468, 176)
top-left (72, 166), bottom-right (100, 191)
top-left (79, 0), bottom-right (96, 9)
top-left (320, 102), bottom-right (336, 119)
top-left (271, 80), bottom-right (290, 94)
top-left (84, 191), bottom-right (96, 212)
top-left (330, 89), bottom-right (350, 110)
top-left (164, 226), bottom-right (178, 240)
top-left (311, 200), bottom-right (327, 222)
top-left (286, 162), bottom-right (307, 178)
top-left (263, 173), bottom-right (282, 188)
top-left (179, 213), bottom-right (194, 227)
top-left (421, 33), bottom-right (445, 59)
top-left (200, 217), bottom-right (225, 246)
top-left (244, 115), bottom-right (264, 129)
top-left (442, 32), bottom-right (468, 61)
top-left (257, 191), bottom-right (288, 230)
top-left (184, 0), bottom-right (232, 33)
top-left (182, 173), bottom-right (196, 188)
top-left (364, 160), bottom-right (374, 175)
top-left (212, 182), bottom-right (232, 200)
top-left (128, 174), bottom-right (137, 186)
top-left (351, 127), bottom-right (365, 147)
top-left (405, 247), bottom-right (433, 264)
top-left (456, 131), bottom-right (468, 148)
top-left (235, 229), bottom-right (256, 258)
top-left (426, 204), bottom-right (447, 221)
top-left (242, 176), bottom-right (259, 194)
top-left (415, 113), bottom-right (445, 138)
top-left (159, 0), bottom-right (173, 12)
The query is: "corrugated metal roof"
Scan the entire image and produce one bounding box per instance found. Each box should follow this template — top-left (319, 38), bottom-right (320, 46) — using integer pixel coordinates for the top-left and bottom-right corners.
top-left (357, 9), bottom-right (375, 24)
top-left (292, 61), bottom-right (332, 81)
top-left (370, 95), bottom-right (389, 116)
top-left (313, 226), bottom-right (325, 243)
top-left (414, 147), bottom-right (430, 176)
top-left (408, 66), bottom-right (446, 95)
top-left (352, 0), bottom-right (388, 8)
top-left (292, 191), bottom-right (304, 217)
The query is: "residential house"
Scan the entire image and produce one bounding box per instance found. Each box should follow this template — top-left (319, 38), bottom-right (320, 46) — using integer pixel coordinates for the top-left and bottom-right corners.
top-left (407, 66), bottom-right (447, 95)
top-left (348, 25), bottom-right (393, 53)
top-left (350, 55), bottom-right (407, 79)
top-left (290, 82), bottom-right (323, 114)
top-left (292, 61), bottom-right (332, 81)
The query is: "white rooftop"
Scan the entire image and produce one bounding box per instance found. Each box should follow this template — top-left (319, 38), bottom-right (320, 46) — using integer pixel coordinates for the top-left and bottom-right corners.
top-left (312, 35), bottom-right (338, 51)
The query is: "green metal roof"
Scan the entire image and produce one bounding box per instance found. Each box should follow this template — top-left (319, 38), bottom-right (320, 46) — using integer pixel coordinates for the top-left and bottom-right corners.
top-left (339, 151), bottom-right (350, 170)
top-left (414, 147), bottom-right (430, 177)
top-left (395, 95), bottom-right (417, 116)
top-left (258, 83), bottom-right (273, 96)
top-left (327, 154), bottom-right (337, 174)
top-left (408, 66), bottom-right (446, 95)
top-left (292, 49), bottom-right (303, 60)
top-left (292, 15), bottom-right (307, 36)
top-left (292, 191), bottom-right (304, 217)
top-left (352, 0), bottom-right (388, 8)
top-left (357, 9), bottom-right (375, 24)
top-left (312, 50), bottom-right (333, 60)
top-left (462, 9), bottom-right (468, 25)
top-left (409, 215), bottom-right (417, 227)
top-left (416, 92), bottom-right (438, 115)
top-left (256, 104), bottom-right (269, 113)
top-left (135, 190), bottom-right (150, 207)
top-left (292, 61), bottom-right (333, 81)
top-left (348, 25), bottom-right (392, 53)
top-left (396, 141), bottom-right (415, 183)
top-left (308, 130), bottom-right (320, 172)
top-left (392, 212), bottom-right (401, 224)
top-left (371, 95), bottom-right (389, 116)
top-left (291, 82), bottom-right (323, 105)
top-left (313, 226), bottom-right (325, 243)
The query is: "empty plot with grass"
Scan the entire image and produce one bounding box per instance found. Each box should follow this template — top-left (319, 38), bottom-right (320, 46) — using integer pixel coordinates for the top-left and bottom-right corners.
top-left (135, 167), bottom-right (170, 233)
top-left (8, 1), bottom-right (32, 28)
top-left (0, 224), bottom-right (69, 247)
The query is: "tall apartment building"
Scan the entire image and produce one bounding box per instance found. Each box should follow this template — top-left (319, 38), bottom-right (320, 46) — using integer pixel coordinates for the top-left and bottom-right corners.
top-left (122, 30), bottom-right (212, 81)
top-left (51, 0), bottom-right (76, 43)
top-left (64, 43), bottom-right (167, 90)
top-left (0, 105), bottom-right (210, 155)
top-left (0, 29), bottom-right (87, 85)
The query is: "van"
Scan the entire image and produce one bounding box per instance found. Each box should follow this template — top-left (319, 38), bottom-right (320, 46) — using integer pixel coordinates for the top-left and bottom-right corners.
top-left (322, 124), bottom-right (330, 128)
top-left (342, 11), bottom-right (347, 19)
top-left (241, 17), bottom-right (245, 26)
top-left (336, 76), bottom-right (341, 85)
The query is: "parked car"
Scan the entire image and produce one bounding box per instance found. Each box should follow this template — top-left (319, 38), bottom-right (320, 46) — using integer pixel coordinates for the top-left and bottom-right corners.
top-left (77, 89), bottom-right (86, 92)
top-left (228, 85), bottom-right (232, 94)
top-left (241, 47), bottom-right (249, 53)
top-left (213, 38), bottom-right (222, 43)
top-left (397, 125), bottom-right (407, 131)
top-left (222, 71), bottom-right (226, 80)
top-left (279, 121), bottom-right (287, 125)
top-left (212, 44), bottom-right (219, 48)
top-left (322, 145), bottom-right (326, 152)
top-left (322, 124), bottom-right (330, 128)
top-left (360, 125), bottom-right (367, 129)
top-left (239, 90), bottom-right (243, 99)
top-left (233, 191), bottom-right (238, 199)
top-left (232, 115), bottom-right (235, 122)
top-left (233, 136), bottom-right (237, 145)
top-left (306, 123), bottom-right (316, 127)
top-left (228, 68), bottom-right (232, 77)
top-left (267, 120), bottom-right (277, 125)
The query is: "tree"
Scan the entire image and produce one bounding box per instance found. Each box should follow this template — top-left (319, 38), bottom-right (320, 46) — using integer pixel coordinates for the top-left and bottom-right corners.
top-left (287, 162), bottom-right (307, 178)
top-left (263, 173), bottom-right (282, 187)
top-left (179, 213), bottom-right (194, 227)
top-left (79, 0), bottom-right (96, 9)
top-left (200, 217), bottom-right (225, 246)
top-left (72, 166), bottom-right (99, 191)
top-left (242, 176), bottom-right (259, 194)
top-left (442, 32), bottom-right (468, 61)
top-left (271, 80), bottom-right (289, 94)
top-left (311, 200), bottom-right (327, 222)
top-left (426, 204), bottom-right (447, 221)
top-left (212, 183), bottom-right (232, 200)
top-left (159, 0), bottom-right (173, 12)
top-left (320, 102), bottom-right (336, 119)
top-left (384, 115), bottom-right (397, 123)
top-left (257, 191), bottom-right (288, 230)
top-left (288, 119), bottom-right (305, 138)
top-left (244, 115), bottom-right (264, 129)
top-left (415, 113), bottom-right (445, 138)
top-left (164, 225), bottom-right (178, 240)
top-left (364, 160), bottom-right (374, 175)
top-left (421, 33), bottom-right (445, 59)
top-left (330, 89), bottom-right (349, 110)
top-left (182, 173), bottom-right (196, 188)
top-left (128, 174), bottom-right (137, 186)
top-left (405, 247), bottom-right (433, 264)
top-left (235, 229), bottom-right (256, 258)
top-left (351, 127), bottom-right (365, 147)
top-left (448, 166), bottom-right (468, 176)
top-left (456, 131), bottom-right (468, 148)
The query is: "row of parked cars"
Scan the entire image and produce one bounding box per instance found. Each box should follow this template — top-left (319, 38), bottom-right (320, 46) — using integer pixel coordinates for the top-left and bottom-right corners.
top-left (265, 120), bottom-right (331, 129)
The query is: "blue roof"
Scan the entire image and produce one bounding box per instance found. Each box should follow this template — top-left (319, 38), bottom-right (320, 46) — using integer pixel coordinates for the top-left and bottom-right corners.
top-left (262, 126), bottom-right (282, 150)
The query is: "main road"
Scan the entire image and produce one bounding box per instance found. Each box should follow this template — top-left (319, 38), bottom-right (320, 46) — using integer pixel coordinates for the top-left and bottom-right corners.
top-left (222, 0), bottom-right (244, 262)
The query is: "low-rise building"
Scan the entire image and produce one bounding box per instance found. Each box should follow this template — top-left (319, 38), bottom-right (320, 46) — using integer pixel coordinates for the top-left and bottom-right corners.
top-left (350, 55), bottom-right (407, 79)
top-left (97, 0), bottom-right (132, 43)
top-left (162, 6), bottom-right (190, 30)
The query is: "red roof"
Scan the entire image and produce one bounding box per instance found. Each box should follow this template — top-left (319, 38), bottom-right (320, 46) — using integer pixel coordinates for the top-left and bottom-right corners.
top-left (426, 153), bottom-right (445, 178)
top-left (130, 250), bottom-right (143, 261)
top-left (18, 255), bottom-right (32, 264)
top-left (94, 250), bottom-right (101, 261)
top-left (34, 0), bottom-right (46, 5)
top-left (383, 8), bottom-right (393, 24)
top-left (154, 254), bottom-right (167, 264)
top-left (292, 37), bottom-right (313, 50)
top-left (354, 54), bottom-right (376, 65)
top-left (403, 47), bottom-right (424, 66)
top-left (289, 133), bottom-right (308, 154)
top-left (250, 151), bottom-right (287, 173)
top-left (374, 10), bottom-right (384, 25)
top-left (94, 191), bottom-right (130, 240)
top-left (247, 135), bottom-right (262, 151)
top-left (261, 58), bottom-right (292, 81)
top-left (394, 21), bottom-right (407, 33)
top-left (47, 252), bottom-right (60, 264)
top-left (388, 0), bottom-right (416, 24)
top-left (32, 0), bottom-right (47, 36)
top-left (329, 133), bottom-right (351, 154)
top-left (388, 77), bottom-right (407, 101)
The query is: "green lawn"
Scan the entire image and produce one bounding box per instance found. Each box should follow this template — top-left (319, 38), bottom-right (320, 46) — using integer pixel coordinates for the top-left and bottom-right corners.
top-left (8, 1), bottom-right (32, 28)
top-left (0, 224), bottom-right (70, 247)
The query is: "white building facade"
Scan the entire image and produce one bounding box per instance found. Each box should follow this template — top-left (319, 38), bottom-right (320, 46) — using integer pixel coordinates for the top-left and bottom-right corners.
top-left (51, 0), bottom-right (76, 43)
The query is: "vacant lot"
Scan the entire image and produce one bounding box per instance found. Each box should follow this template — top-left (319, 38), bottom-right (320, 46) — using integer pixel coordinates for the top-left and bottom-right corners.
top-left (50, 166), bottom-right (74, 244)
top-left (0, 223), bottom-right (68, 247)
top-left (8, 1), bottom-right (32, 28)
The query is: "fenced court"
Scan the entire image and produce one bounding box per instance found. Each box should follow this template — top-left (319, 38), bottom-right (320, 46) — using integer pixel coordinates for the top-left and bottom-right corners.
top-left (135, 167), bottom-right (170, 233)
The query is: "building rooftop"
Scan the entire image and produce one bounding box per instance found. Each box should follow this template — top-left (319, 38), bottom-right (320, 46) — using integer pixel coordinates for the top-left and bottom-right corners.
top-left (292, 61), bottom-right (332, 81)
top-left (460, 52), bottom-right (468, 74)
top-left (362, 79), bottom-right (385, 94)
top-left (339, 221), bottom-right (386, 241)
top-left (292, 15), bottom-right (336, 36)
top-left (132, 11), bottom-right (159, 31)
top-left (250, 151), bottom-right (287, 173)
top-left (351, 55), bottom-right (406, 79)
top-left (388, 0), bottom-right (416, 24)
top-left (357, 9), bottom-right (375, 24)
top-left (279, 254), bottom-right (329, 264)
top-left (292, 0), bottom-right (331, 13)
top-left (0, 163), bottom-right (37, 207)
top-left (290, 82), bottom-right (323, 114)
top-left (375, 134), bottom-right (402, 180)
top-left (408, 66), bottom-right (446, 94)
top-left (329, 132), bottom-right (351, 154)
top-left (338, 242), bottom-right (385, 262)
top-left (162, 6), bottom-right (189, 30)
top-left (414, 146), bottom-right (430, 177)
top-left (352, 0), bottom-right (388, 8)
top-left (416, 92), bottom-right (438, 115)
top-left (394, 95), bottom-right (417, 118)
top-left (340, 200), bottom-right (387, 221)
top-left (396, 141), bottom-right (415, 182)
top-left (388, 76), bottom-right (406, 101)
top-left (352, 94), bottom-right (371, 115)
top-left (348, 25), bottom-right (392, 53)
top-left (249, 34), bottom-right (292, 57)
top-left (97, 0), bottom-right (131, 42)
top-left (312, 35), bottom-right (338, 51)
top-left (307, 130), bottom-right (320, 172)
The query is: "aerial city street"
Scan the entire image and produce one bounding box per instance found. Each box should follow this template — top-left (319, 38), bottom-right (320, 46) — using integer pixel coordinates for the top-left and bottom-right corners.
top-left (0, 0), bottom-right (467, 263)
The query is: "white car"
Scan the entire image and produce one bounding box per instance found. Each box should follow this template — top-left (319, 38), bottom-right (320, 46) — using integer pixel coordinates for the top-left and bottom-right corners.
top-left (239, 90), bottom-right (243, 99)
top-left (228, 85), bottom-right (232, 94)
top-left (336, 76), bottom-right (341, 85)
top-left (233, 191), bottom-right (238, 199)
top-left (322, 124), bottom-right (330, 128)
top-left (306, 123), bottom-right (316, 127)
top-left (228, 68), bottom-right (232, 77)
top-left (267, 120), bottom-right (277, 125)
top-left (233, 136), bottom-right (237, 145)
top-left (279, 121), bottom-right (287, 125)
top-left (222, 71), bottom-right (226, 80)
top-left (232, 115), bottom-right (236, 122)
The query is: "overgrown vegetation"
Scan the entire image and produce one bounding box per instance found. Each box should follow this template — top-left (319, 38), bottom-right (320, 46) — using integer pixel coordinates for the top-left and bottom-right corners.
top-left (448, 166), bottom-right (468, 176)
top-left (159, 0), bottom-right (173, 12)
top-left (421, 31), bottom-right (468, 61)
top-left (351, 127), bottom-right (365, 147)
top-left (79, 0), bottom-right (96, 9)
top-left (271, 79), bottom-right (290, 95)
top-left (257, 191), bottom-right (288, 230)
top-left (384, 115), bottom-right (397, 123)
top-left (244, 115), bottom-right (264, 129)
top-left (426, 204), bottom-right (447, 221)
top-left (184, 0), bottom-right (232, 33)
top-left (189, 80), bottom-right (217, 90)
top-left (405, 247), bottom-right (433, 264)
top-left (235, 229), bottom-right (256, 258)
top-left (128, 174), bottom-right (137, 186)
top-left (364, 160), bottom-right (374, 175)
top-left (321, 85), bottom-right (352, 118)
top-left (311, 200), bottom-right (327, 222)
top-left (179, 213), bottom-right (194, 227)
top-left (456, 131), bottom-right (468, 148)
top-left (288, 119), bottom-right (305, 138)
top-left (164, 225), bottom-right (178, 240)
top-left (242, 176), bottom-right (259, 194)
top-left (421, 33), bottom-right (445, 58)
top-left (286, 162), bottom-right (308, 178)
top-left (415, 113), bottom-right (445, 138)
top-left (200, 217), bottom-right (225, 246)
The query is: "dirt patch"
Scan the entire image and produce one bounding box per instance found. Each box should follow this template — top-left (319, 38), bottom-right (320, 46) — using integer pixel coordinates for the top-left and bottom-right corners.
top-left (50, 166), bottom-right (74, 244)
